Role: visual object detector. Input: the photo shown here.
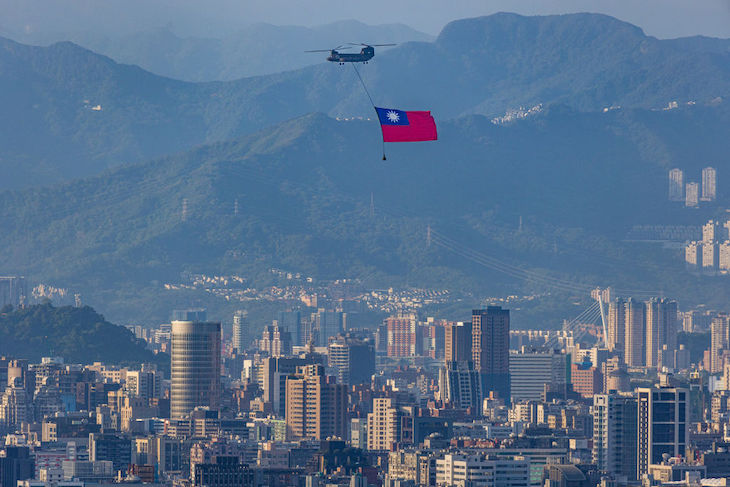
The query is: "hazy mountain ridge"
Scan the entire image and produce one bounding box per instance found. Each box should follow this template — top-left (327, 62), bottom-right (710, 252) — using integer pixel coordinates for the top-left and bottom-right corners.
top-left (1, 104), bottom-right (729, 321)
top-left (9, 20), bottom-right (434, 81)
top-left (2, 12), bottom-right (730, 190)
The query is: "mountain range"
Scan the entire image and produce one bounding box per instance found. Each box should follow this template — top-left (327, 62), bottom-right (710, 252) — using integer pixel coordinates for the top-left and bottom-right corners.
top-left (2, 12), bottom-right (730, 190)
top-left (6, 20), bottom-right (433, 81)
top-left (1, 103), bottom-right (729, 323)
top-left (2, 12), bottom-right (730, 325)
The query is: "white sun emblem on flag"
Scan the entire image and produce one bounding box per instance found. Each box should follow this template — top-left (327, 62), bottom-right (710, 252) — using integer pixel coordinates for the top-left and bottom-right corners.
top-left (386, 110), bottom-right (400, 123)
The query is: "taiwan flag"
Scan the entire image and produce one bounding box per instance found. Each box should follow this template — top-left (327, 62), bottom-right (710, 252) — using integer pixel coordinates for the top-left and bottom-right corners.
top-left (375, 107), bottom-right (438, 142)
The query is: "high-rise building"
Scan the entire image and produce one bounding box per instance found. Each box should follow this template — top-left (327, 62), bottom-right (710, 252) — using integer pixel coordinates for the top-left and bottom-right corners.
top-left (327, 335), bottom-right (375, 386)
top-left (125, 370), bottom-right (158, 401)
top-left (277, 310), bottom-right (302, 346)
top-left (685, 242), bottom-right (702, 267)
top-left (685, 182), bottom-right (699, 207)
top-left (472, 307), bottom-right (510, 403)
top-left (89, 433), bottom-right (132, 473)
top-left (0, 277), bottom-right (26, 308)
top-left (284, 364), bottom-right (347, 441)
top-left (0, 376), bottom-right (32, 432)
top-left (423, 318), bottom-right (446, 360)
top-left (703, 243), bottom-right (719, 269)
top-left (509, 349), bottom-right (568, 402)
top-left (702, 167), bottom-right (717, 201)
top-left (170, 320), bottom-right (222, 419)
top-left (592, 393), bottom-right (638, 480)
top-left (624, 299), bottom-right (645, 367)
top-left (0, 446), bottom-right (34, 487)
top-left (703, 220), bottom-right (720, 243)
top-left (232, 311), bottom-right (247, 353)
top-left (444, 322), bottom-right (472, 363)
top-left (314, 310), bottom-right (344, 346)
top-left (439, 361), bottom-right (482, 411)
top-left (259, 323), bottom-right (292, 358)
top-left (669, 169), bottom-right (684, 201)
top-left (719, 242), bottom-right (730, 270)
top-left (607, 298), bottom-right (626, 353)
top-left (386, 314), bottom-right (421, 358)
top-left (261, 356), bottom-right (317, 417)
top-left (645, 299), bottom-right (678, 368)
top-left (350, 418), bottom-right (367, 449)
top-left (367, 397), bottom-right (400, 451)
top-left (711, 315), bottom-right (730, 374)
top-left (636, 384), bottom-right (689, 477)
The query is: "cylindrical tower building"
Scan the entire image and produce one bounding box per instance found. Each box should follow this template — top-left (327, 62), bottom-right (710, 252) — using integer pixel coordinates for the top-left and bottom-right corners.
top-left (170, 320), bottom-right (221, 418)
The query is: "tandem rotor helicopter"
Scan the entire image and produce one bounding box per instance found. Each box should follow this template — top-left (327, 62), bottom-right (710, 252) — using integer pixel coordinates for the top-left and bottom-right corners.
top-left (305, 43), bottom-right (395, 64)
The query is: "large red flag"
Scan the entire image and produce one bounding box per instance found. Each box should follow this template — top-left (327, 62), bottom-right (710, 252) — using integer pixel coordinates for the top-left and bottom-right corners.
top-left (375, 107), bottom-right (437, 142)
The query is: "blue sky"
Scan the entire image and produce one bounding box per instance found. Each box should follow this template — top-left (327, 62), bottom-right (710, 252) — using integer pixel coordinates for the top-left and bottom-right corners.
top-left (2, 0), bottom-right (730, 39)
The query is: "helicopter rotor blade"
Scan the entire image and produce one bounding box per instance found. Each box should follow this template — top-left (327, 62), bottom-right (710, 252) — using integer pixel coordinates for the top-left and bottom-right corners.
top-left (304, 49), bottom-right (333, 52)
top-left (346, 43), bottom-right (397, 47)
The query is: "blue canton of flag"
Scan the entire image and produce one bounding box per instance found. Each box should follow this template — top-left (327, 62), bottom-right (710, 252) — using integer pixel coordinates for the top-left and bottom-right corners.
top-left (375, 107), bottom-right (409, 125)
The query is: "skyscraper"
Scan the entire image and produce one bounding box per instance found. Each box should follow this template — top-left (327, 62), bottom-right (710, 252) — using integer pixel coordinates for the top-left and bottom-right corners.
top-left (312, 310), bottom-right (344, 346)
top-left (386, 314), bottom-right (421, 358)
top-left (0, 446), bottom-right (34, 487)
top-left (668, 169), bottom-right (684, 201)
top-left (593, 392), bottom-right (638, 480)
top-left (367, 397), bottom-right (400, 451)
top-left (702, 167), bottom-right (717, 201)
top-left (0, 277), bottom-right (26, 308)
top-left (472, 307), bottom-right (510, 403)
top-left (685, 242), bottom-right (701, 267)
top-left (607, 298), bottom-right (626, 353)
top-left (509, 349), bottom-right (568, 402)
top-left (703, 242), bottom-right (719, 269)
top-left (703, 220), bottom-right (720, 243)
top-left (444, 322), bottom-right (472, 363)
top-left (259, 323), bottom-right (292, 358)
top-left (285, 364), bottom-right (347, 441)
top-left (645, 299), bottom-right (678, 368)
top-left (327, 335), bottom-right (375, 386)
top-left (261, 356), bottom-right (318, 417)
top-left (685, 182), bottom-right (699, 207)
top-left (170, 320), bottom-right (222, 419)
top-left (711, 315), bottom-right (730, 374)
top-left (232, 311), bottom-right (247, 353)
top-left (278, 310), bottom-right (302, 346)
top-left (624, 299), bottom-right (645, 367)
top-left (636, 384), bottom-right (689, 477)
top-left (439, 361), bottom-right (482, 411)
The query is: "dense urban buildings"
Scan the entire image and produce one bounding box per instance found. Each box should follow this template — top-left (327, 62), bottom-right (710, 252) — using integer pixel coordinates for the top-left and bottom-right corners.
top-left (1, 297), bottom-right (729, 487)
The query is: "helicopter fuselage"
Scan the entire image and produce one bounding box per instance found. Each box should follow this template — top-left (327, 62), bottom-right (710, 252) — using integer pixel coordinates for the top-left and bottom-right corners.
top-left (327, 47), bottom-right (375, 64)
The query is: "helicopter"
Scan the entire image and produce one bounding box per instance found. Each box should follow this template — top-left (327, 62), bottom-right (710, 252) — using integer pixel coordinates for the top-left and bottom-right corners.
top-left (305, 43), bottom-right (396, 64)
